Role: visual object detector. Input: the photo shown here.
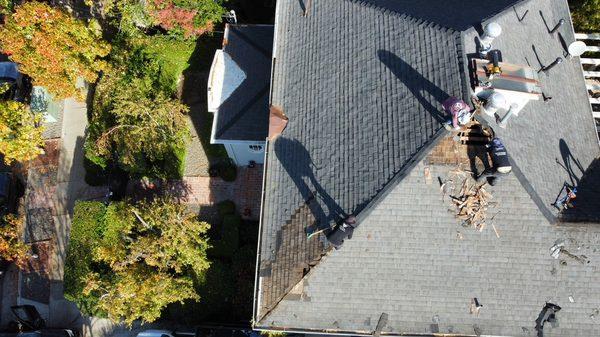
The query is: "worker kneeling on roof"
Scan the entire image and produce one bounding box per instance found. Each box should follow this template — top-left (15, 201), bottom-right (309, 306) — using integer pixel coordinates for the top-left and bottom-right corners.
top-left (327, 216), bottom-right (358, 249)
top-left (477, 137), bottom-right (512, 186)
top-left (442, 97), bottom-right (473, 130)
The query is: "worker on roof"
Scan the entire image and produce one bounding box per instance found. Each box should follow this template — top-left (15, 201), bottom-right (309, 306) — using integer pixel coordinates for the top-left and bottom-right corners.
top-left (442, 97), bottom-right (472, 130)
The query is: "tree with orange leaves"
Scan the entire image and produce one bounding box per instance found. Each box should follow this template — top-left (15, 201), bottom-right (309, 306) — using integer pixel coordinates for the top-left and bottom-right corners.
top-left (0, 2), bottom-right (111, 99)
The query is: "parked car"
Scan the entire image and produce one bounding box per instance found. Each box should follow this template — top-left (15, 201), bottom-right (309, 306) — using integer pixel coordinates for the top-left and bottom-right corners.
top-left (0, 305), bottom-right (78, 337)
top-left (136, 326), bottom-right (261, 337)
top-left (0, 62), bottom-right (30, 102)
top-left (136, 331), bottom-right (175, 337)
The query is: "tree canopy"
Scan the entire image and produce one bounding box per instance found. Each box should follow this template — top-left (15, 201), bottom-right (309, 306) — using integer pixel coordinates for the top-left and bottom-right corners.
top-left (0, 215), bottom-right (29, 269)
top-left (86, 0), bottom-right (224, 39)
top-left (0, 95), bottom-right (45, 164)
top-left (65, 199), bottom-right (211, 325)
top-left (85, 43), bottom-right (190, 178)
top-left (570, 0), bottom-right (600, 32)
top-left (0, 2), bottom-right (110, 99)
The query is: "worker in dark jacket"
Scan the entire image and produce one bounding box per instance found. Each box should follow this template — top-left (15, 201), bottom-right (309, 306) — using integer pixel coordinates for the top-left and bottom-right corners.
top-left (327, 216), bottom-right (358, 249)
top-left (477, 137), bottom-right (512, 185)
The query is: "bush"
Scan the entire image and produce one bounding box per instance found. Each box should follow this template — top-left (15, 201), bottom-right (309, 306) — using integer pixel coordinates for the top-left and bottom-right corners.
top-left (215, 160), bottom-right (237, 182)
top-left (142, 36), bottom-right (196, 94)
top-left (64, 201), bottom-right (107, 316)
top-left (217, 200), bottom-right (236, 216)
top-left (148, 0), bottom-right (224, 39)
top-left (570, 0), bottom-right (600, 32)
top-left (0, 215), bottom-right (29, 269)
top-left (0, 99), bottom-right (45, 164)
top-left (84, 0), bottom-right (223, 39)
top-left (0, 2), bottom-right (110, 99)
top-left (210, 214), bottom-right (240, 258)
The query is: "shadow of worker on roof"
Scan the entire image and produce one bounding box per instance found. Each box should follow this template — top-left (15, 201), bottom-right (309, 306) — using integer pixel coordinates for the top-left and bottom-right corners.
top-left (273, 137), bottom-right (346, 231)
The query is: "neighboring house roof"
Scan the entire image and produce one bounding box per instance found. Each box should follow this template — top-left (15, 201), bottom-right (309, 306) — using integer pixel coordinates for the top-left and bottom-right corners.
top-left (255, 0), bottom-right (600, 335)
top-left (209, 24), bottom-right (273, 142)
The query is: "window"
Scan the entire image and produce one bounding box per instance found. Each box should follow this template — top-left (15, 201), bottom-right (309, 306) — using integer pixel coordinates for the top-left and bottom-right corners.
top-left (249, 145), bottom-right (263, 153)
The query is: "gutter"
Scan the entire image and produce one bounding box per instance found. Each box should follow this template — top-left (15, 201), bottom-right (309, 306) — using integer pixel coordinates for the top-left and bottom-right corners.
top-left (253, 0), bottom-right (281, 324)
top-left (252, 325), bottom-right (513, 337)
top-left (252, 136), bottom-right (270, 324)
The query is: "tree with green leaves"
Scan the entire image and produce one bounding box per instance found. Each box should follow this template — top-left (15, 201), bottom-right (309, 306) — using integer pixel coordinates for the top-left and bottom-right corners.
top-left (0, 95), bottom-right (45, 164)
top-left (0, 2), bottom-right (110, 99)
top-left (85, 43), bottom-right (190, 178)
top-left (65, 199), bottom-right (211, 325)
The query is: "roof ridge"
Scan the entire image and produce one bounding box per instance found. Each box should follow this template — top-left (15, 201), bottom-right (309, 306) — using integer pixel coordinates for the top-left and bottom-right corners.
top-left (349, 0), bottom-right (459, 33)
top-left (256, 128), bottom-right (449, 326)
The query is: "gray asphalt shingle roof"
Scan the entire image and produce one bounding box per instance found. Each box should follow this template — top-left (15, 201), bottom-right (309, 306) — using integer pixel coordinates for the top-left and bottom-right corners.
top-left (462, 1), bottom-right (600, 223)
top-left (258, 0), bottom-right (468, 317)
top-left (255, 0), bottom-right (600, 335)
top-left (212, 24), bottom-right (273, 141)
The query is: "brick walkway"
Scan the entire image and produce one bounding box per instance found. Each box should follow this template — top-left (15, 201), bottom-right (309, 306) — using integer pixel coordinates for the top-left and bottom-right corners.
top-left (129, 165), bottom-right (264, 221)
top-left (180, 165), bottom-right (263, 220)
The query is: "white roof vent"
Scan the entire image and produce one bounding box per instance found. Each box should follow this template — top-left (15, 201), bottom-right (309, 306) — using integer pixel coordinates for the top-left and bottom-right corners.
top-left (479, 22), bottom-right (502, 56)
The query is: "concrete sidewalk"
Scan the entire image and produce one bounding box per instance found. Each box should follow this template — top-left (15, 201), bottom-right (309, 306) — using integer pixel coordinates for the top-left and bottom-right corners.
top-left (16, 98), bottom-right (108, 330)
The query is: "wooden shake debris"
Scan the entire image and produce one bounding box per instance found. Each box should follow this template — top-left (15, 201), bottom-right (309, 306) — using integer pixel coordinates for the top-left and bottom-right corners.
top-left (444, 168), bottom-right (496, 232)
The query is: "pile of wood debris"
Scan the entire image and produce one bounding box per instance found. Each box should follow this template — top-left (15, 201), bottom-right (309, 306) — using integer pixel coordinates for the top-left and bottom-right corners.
top-left (441, 169), bottom-right (498, 235)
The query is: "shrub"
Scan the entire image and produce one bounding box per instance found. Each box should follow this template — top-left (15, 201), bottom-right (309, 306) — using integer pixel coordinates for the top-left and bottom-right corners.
top-left (85, 0), bottom-right (223, 39)
top-left (0, 2), bottom-right (110, 99)
top-left (217, 160), bottom-right (237, 182)
top-left (210, 214), bottom-right (240, 258)
top-left (149, 0), bottom-right (224, 39)
top-left (0, 99), bottom-right (44, 164)
top-left (64, 201), bottom-right (107, 315)
top-left (217, 200), bottom-right (236, 216)
top-left (0, 214), bottom-right (29, 269)
top-left (570, 0), bottom-right (600, 32)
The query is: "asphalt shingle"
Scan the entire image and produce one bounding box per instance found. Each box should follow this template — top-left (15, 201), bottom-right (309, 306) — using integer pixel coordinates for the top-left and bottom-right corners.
top-left (258, 0), bottom-right (466, 319)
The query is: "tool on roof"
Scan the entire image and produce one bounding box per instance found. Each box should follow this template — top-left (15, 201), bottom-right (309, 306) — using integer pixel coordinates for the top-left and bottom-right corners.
top-left (486, 50), bottom-right (503, 80)
top-left (552, 183), bottom-right (577, 210)
top-left (497, 103), bottom-right (519, 128)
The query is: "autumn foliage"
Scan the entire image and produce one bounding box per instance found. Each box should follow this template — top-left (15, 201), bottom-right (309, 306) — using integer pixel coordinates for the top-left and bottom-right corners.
top-left (0, 215), bottom-right (29, 269)
top-left (65, 199), bottom-right (211, 325)
top-left (150, 0), bottom-right (219, 38)
top-left (0, 2), bottom-right (111, 99)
